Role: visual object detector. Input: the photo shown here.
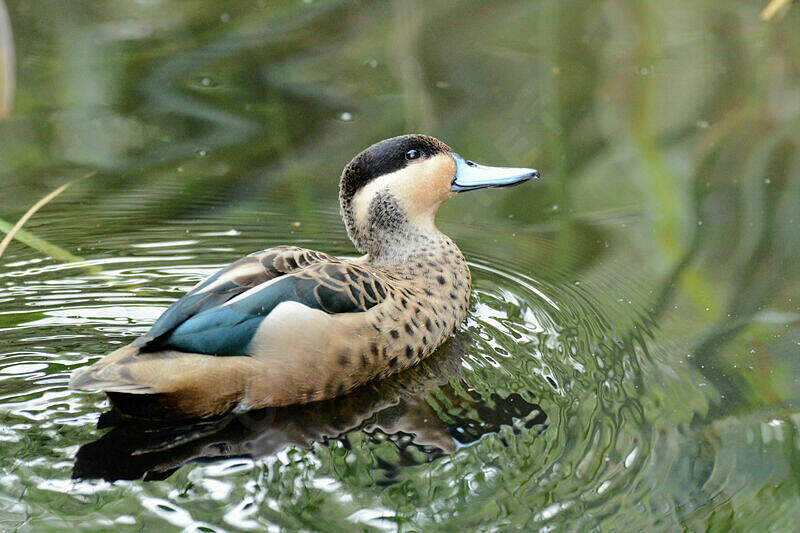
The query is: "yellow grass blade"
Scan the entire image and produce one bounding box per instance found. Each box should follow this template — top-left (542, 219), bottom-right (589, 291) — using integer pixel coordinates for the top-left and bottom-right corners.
top-left (761, 0), bottom-right (792, 21)
top-left (0, 218), bottom-right (86, 264)
top-left (0, 171), bottom-right (96, 260)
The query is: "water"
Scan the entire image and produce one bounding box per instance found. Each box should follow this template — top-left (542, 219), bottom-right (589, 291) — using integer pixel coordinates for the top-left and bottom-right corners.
top-left (1, 1), bottom-right (799, 530)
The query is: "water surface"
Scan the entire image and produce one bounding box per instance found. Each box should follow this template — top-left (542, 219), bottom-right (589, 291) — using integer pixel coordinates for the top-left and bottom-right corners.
top-left (1, 1), bottom-right (798, 531)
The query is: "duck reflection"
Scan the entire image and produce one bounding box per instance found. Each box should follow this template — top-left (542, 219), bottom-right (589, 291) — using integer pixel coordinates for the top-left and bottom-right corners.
top-left (73, 334), bottom-right (547, 482)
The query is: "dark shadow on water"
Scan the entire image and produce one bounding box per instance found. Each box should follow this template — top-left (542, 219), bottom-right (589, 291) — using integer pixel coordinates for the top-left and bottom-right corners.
top-left (73, 333), bottom-right (547, 482)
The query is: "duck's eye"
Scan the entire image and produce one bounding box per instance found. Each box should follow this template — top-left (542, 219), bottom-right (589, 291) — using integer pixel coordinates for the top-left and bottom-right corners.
top-left (405, 149), bottom-right (421, 160)
top-left (466, 160), bottom-right (477, 167)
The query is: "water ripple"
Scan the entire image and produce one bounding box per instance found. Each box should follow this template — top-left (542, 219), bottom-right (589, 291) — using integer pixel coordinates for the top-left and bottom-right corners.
top-left (0, 200), bottom-right (795, 530)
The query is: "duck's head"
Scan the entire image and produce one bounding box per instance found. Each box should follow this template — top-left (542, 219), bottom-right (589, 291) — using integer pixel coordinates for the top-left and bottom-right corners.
top-left (339, 134), bottom-right (538, 256)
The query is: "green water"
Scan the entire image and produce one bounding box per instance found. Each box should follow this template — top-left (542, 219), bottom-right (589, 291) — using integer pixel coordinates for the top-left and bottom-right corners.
top-left (1, 0), bottom-right (798, 530)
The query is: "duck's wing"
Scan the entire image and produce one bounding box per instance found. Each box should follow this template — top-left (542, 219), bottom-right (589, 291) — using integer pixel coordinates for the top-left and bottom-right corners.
top-left (135, 246), bottom-right (334, 347)
top-left (144, 261), bottom-right (388, 356)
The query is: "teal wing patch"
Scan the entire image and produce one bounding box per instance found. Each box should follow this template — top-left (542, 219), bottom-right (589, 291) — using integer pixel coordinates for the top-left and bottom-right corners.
top-left (137, 246), bottom-right (333, 347)
top-left (147, 262), bottom-right (388, 356)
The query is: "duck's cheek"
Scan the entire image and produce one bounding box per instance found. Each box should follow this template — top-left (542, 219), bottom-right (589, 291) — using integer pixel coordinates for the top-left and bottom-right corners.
top-left (430, 153), bottom-right (458, 199)
top-left (407, 154), bottom-right (458, 207)
top-left (405, 183), bottom-right (448, 219)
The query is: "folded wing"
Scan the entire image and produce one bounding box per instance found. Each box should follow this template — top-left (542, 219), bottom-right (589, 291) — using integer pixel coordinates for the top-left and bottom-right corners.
top-left (135, 246), bottom-right (334, 347)
top-left (144, 261), bottom-right (388, 356)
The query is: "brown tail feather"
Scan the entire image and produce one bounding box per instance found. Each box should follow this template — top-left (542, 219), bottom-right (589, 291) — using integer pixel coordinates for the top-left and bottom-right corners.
top-left (69, 370), bottom-right (156, 394)
top-left (70, 343), bottom-right (251, 419)
top-left (69, 344), bottom-right (156, 393)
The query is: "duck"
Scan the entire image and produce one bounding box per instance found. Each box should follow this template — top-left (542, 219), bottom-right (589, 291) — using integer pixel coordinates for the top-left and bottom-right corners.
top-left (69, 134), bottom-right (538, 419)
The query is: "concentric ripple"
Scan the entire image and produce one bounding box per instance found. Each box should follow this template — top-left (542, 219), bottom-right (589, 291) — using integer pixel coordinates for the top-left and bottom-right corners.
top-left (0, 195), bottom-right (796, 531)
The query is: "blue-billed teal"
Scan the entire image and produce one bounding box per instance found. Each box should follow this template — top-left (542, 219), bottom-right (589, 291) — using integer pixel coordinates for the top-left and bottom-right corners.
top-left (70, 134), bottom-right (538, 419)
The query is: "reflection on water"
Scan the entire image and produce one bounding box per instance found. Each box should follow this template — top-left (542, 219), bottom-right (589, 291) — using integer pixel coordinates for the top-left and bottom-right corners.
top-left (73, 340), bottom-right (547, 483)
top-left (1, 0), bottom-right (798, 530)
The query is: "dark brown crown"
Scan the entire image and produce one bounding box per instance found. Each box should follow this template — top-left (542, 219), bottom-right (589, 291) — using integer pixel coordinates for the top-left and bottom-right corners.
top-left (339, 134), bottom-right (452, 203)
